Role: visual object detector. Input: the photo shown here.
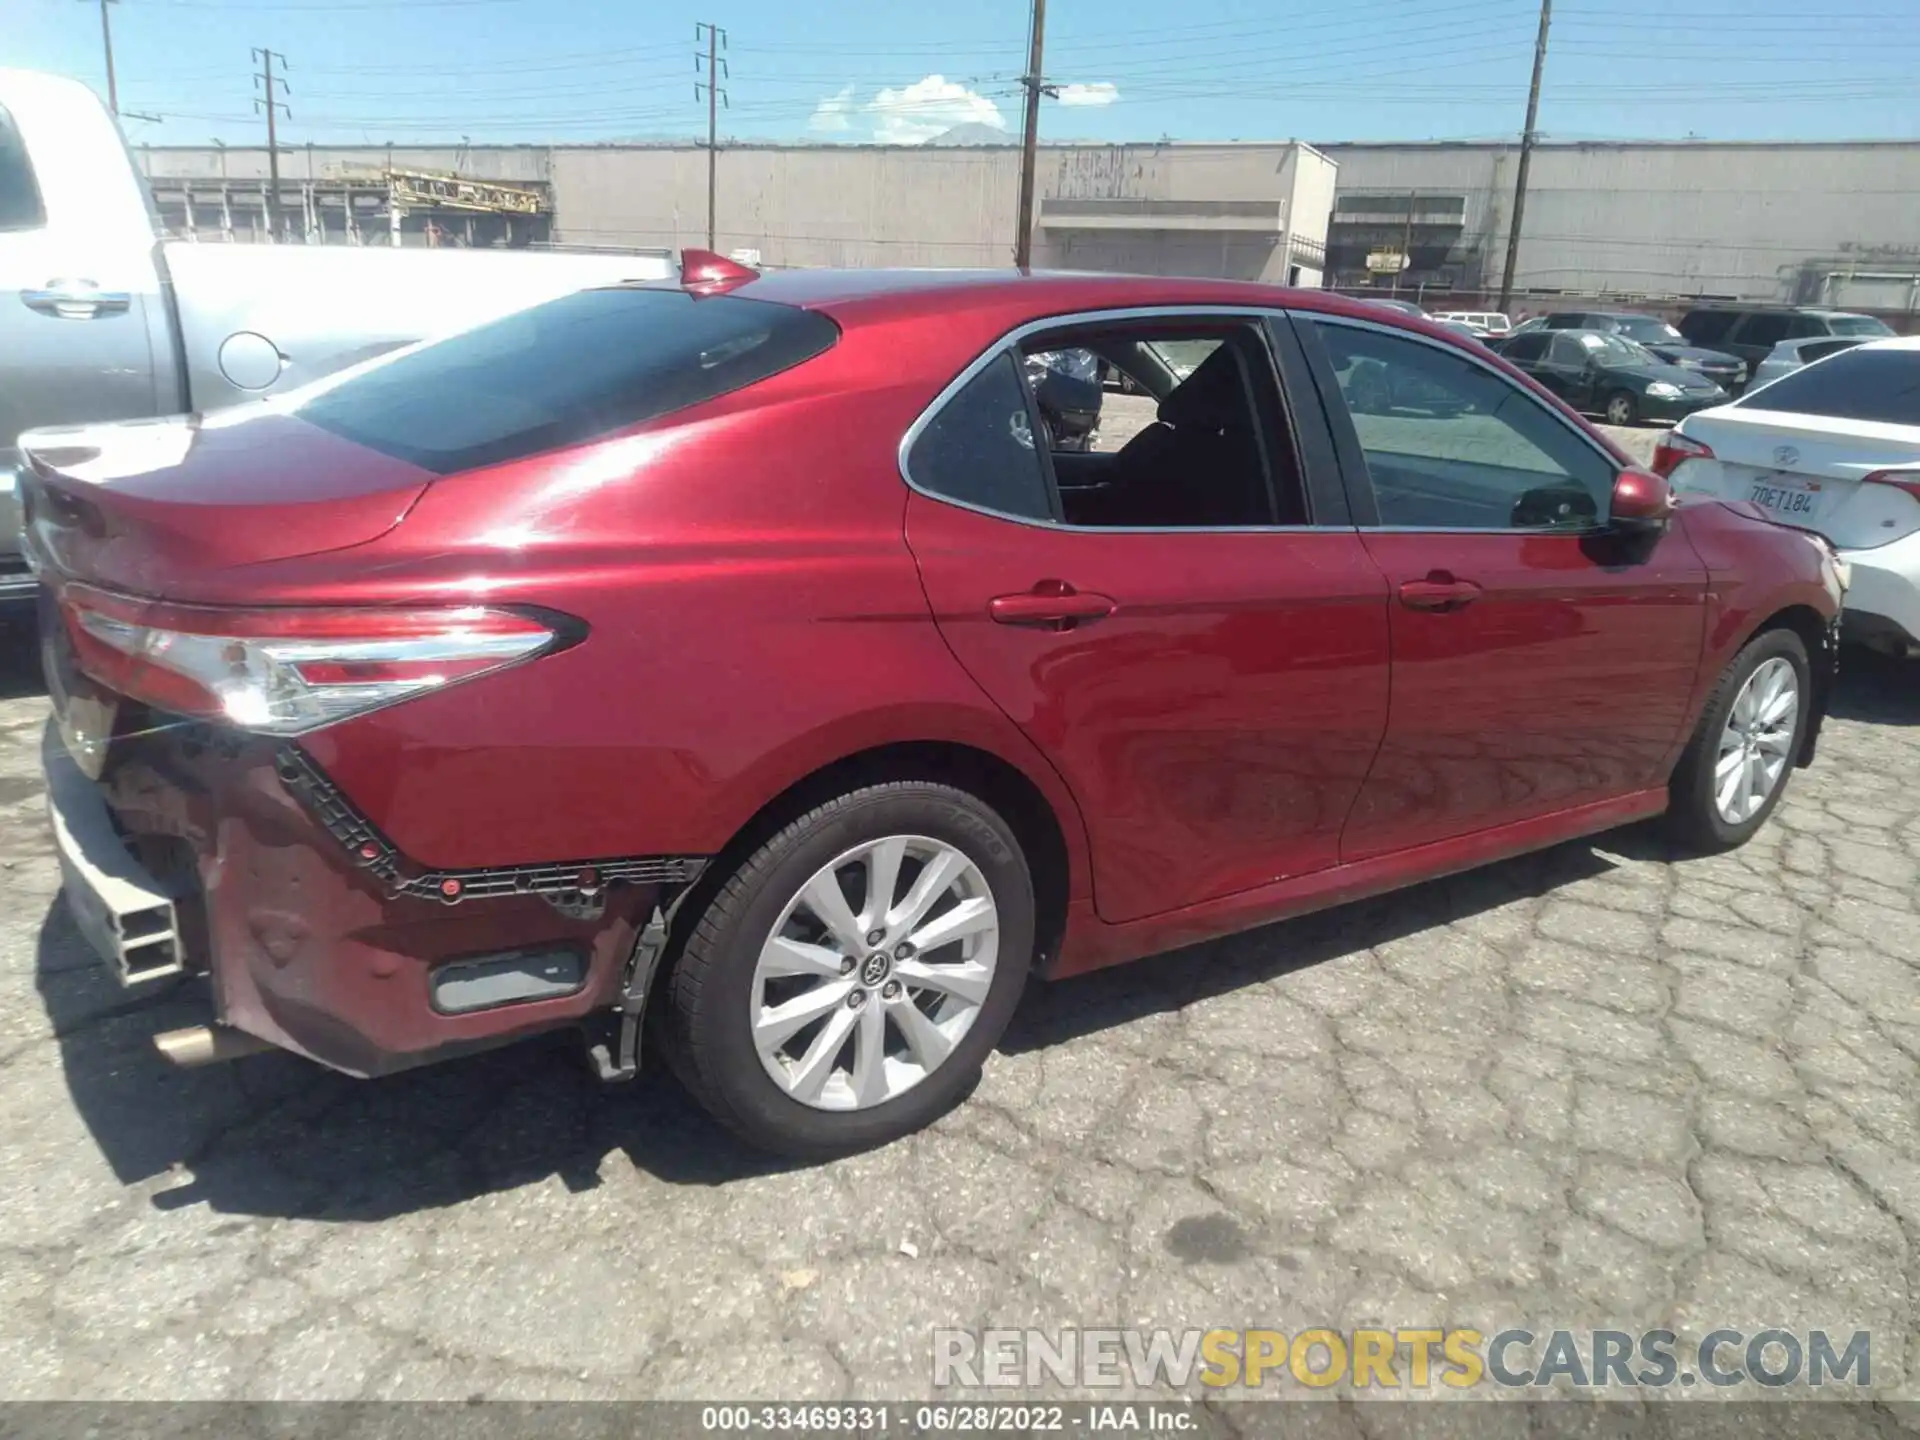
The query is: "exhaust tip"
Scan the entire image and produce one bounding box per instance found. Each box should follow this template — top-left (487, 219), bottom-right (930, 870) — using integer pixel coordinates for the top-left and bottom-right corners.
top-left (153, 1025), bottom-right (275, 1068)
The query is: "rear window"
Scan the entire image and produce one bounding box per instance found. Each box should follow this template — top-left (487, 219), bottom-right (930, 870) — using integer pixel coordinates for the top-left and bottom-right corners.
top-left (0, 102), bottom-right (46, 232)
top-left (1829, 314), bottom-right (1896, 338)
top-left (1736, 347), bottom-right (1920, 425)
top-left (291, 286), bottom-right (838, 474)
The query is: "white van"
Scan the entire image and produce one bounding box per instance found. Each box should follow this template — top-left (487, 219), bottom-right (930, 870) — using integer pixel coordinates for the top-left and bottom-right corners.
top-left (1433, 311), bottom-right (1513, 335)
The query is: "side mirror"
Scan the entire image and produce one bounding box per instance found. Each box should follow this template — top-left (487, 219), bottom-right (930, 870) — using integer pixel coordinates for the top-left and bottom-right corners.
top-left (1611, 468), bottom-right (1676, 534)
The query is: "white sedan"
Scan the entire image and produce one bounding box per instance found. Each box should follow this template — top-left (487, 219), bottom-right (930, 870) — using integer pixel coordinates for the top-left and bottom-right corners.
top-left (1657, 336), bottom-right (1920, 657)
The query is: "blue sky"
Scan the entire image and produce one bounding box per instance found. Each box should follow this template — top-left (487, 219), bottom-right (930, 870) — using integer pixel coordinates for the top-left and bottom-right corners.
top-left (11, 0), bottom-right (1918, 148)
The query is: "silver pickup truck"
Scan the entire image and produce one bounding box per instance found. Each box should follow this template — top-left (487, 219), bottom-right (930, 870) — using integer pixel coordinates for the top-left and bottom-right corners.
top-left (0, 68), bottom-right (675, 603)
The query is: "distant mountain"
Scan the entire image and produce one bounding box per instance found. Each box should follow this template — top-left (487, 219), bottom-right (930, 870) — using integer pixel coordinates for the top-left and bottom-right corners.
top-left (923, 122), bottom-right (1016, 147)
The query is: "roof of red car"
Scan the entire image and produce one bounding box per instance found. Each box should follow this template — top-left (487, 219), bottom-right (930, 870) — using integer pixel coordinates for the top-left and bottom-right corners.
top-left (725, 266), bottom-right (1430, 333)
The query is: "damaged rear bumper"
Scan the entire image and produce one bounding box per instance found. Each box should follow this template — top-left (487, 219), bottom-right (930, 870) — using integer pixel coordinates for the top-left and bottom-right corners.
top-left (42, 714), bottom-right (705, 1078)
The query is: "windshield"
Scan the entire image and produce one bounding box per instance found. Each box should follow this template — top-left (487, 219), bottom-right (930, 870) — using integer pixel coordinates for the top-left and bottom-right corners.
top-left (1614, 317), bottom-right (1685, 345)
top-left (1580, 333), bottom-right (1656, 367)
top-left (1829, 315), bottom-right (1896, 338)
top-left (1736, 346), bottom-right (1920, 423)
top-left (291, 286), bottom-right (838, 474)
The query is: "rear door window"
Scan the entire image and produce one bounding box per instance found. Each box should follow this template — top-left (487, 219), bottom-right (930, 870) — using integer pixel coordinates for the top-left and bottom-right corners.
top-left (906, 352), bottom-right (1054, 522)
top-left (1735, 347), bottom-right (1920, 424)
top-left (0, 102), bottom-right (46, 231)
top-left (1738, 314), bottom-right (1791, 347)
top-left (291, 286), bottom-right (839, 474)
top-left (1800, 339), bottom-right (1862, 364)
top-left (1550, 334), bottom-right (1590, 366)
top-left (1681, 311), bottom-right (1737, 345)
top-left (1829, 315), bottom-right (1896, 338)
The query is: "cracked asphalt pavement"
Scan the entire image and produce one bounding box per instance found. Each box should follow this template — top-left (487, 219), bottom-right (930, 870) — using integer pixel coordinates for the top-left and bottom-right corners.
top-left (2, 573), bottom-right (1918, 1408)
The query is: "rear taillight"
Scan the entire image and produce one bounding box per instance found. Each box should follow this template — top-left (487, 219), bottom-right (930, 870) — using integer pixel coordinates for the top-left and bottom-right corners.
top-left (1652, 431), bottom-right (1714, 479)
top-left (61, 586), bottom-right (569, 735)
top-left (1863, 469), bottom-right (1920, 502)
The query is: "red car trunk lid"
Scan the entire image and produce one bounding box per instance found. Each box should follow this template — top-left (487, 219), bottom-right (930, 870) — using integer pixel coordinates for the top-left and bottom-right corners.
top-left (21, 410), bottom-right (434, 598)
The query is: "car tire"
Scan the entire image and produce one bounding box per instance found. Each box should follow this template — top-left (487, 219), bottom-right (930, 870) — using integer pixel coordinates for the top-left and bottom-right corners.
top-left (662, 780), bottom-right (1034, 1158)
top-left (1666, 627), bottom-right (1810, 853)
top-left (1605, 390), bottom-right (1639, 426)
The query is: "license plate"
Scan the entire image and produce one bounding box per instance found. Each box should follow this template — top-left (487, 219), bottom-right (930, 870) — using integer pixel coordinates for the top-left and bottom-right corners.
top-left (1747, 474), bottom-right (1823, 522)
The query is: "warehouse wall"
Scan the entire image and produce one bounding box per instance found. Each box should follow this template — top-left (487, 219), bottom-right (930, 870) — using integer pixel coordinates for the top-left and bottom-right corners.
top-left (547, 144), bottom-right (1021, 266)
top-left (140, 137), bottom-right (1920, 308)
top-left (1320, 140), bottom-right (1920, 305)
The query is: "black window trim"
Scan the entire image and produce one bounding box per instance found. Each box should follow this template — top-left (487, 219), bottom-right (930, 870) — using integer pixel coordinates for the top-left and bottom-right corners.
top-left (0, 99), bottom-right (49, 234)
top-left (897, 303), bottom-right (1350, 535)
top-left (1297, 311), bottom-right (1625, 536)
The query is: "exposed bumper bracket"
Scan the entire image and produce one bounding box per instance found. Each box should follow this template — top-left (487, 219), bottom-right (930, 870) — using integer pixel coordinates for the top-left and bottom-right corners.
top-left (587, 882), bottom-right (697, 1083)
top-left (42, 721), bottom-right (185, 985)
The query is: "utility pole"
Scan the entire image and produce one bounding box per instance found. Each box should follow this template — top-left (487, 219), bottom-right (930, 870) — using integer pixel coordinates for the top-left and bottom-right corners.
top-left (84, 0), bottom-right (120, 115)
top-left (1497, 0), bottom-right (1551, 314)
top-left (1013, 0), bottom-right (1049, 269)
top-left (695, 22), bottom-right (728, 250)
top-left (1392, 189), bottom-right (1416, 298)
top-left (252, 48), bottom-right (290, 242)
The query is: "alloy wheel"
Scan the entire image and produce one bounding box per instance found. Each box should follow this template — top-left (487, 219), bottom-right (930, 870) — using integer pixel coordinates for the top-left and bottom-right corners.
top-left (749, 834), bottom-right (999, 1112)
top-left (1607, 394), bottom-right (1634, 425)
top-left (1713, 656), bottom-right (1799, 825)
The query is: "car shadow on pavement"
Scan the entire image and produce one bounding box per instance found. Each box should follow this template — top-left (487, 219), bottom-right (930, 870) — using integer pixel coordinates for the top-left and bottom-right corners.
top-left (35, 830), bottom-right (1627, 1221)
top-left (1002, 834), bottom-right (1622, 1057)
top-left (1829, 644), bottom-right (1919, 726)
top-left (34, 900), bottom-right (798, 1221)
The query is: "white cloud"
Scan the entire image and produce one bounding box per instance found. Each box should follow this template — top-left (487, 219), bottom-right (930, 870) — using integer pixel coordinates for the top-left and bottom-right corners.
top-left (866, 74), bottom-right (1007, 145)
top-left (1055, 82), bottom-right (1119, 107)
top-left (809, 84), bottom-right (856, 134)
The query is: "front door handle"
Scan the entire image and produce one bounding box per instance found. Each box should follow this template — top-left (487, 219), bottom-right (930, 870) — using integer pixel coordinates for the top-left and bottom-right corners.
top-left (22, 283), bottom-right (132, 320)
top-left (1398, 573), bottom-right (1483, 612)
top-left (989, 580), bottom-right (1116, 631)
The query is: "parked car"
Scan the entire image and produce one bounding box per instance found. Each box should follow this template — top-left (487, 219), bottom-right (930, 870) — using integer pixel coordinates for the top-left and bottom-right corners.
top-left (1360, 297), bottom-right (1427, 318)
top-left (1678, 305), bottom-right (1894, 378)
top-left (1747, 335), bottom-right (1867, 391)
top-left (1515, 310), bottom-right (1746, 393)
top-left (0, 68), bottom-right (675, 609)
top-left (1658, 336), bottom-right (1919, 657)
top-left (29, 260), bottom-right (1843, 1156)
top-left (1433, 319), bottom-right (1489, 344)
top-left (1433, 311), bottom-right (1512, 336)
top-left (1492, 328), bottom-right (1728, 425)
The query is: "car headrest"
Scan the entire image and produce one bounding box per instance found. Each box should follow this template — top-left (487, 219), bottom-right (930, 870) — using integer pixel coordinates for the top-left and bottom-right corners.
top-left (1157, 345), bottom-right (1246, 431)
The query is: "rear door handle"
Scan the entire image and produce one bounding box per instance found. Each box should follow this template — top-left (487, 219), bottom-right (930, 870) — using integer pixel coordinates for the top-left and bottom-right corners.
top-left (989, 581), bottom-right (1116, 630)
top-left (1398, 574), bottom-right (1483, 612)
top-left (23, 283), bottom-right (132, 320)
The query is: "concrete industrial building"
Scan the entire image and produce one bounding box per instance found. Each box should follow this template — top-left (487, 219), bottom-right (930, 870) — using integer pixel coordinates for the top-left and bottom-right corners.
top-left (137, 134), bottom-right (1920, 319)
top-left (139, 140), bottom-right (1336, 286)
top-left (1322, 139), bottom-right (1920, 314)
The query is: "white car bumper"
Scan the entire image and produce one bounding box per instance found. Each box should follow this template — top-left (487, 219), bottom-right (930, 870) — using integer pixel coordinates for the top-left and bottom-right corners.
top-left (1838, 527), bottom-right (1920, 650)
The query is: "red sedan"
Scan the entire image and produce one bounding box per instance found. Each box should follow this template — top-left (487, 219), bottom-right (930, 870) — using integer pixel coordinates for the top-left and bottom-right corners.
top-left (25, 256), bottom-right (1845, 1156)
